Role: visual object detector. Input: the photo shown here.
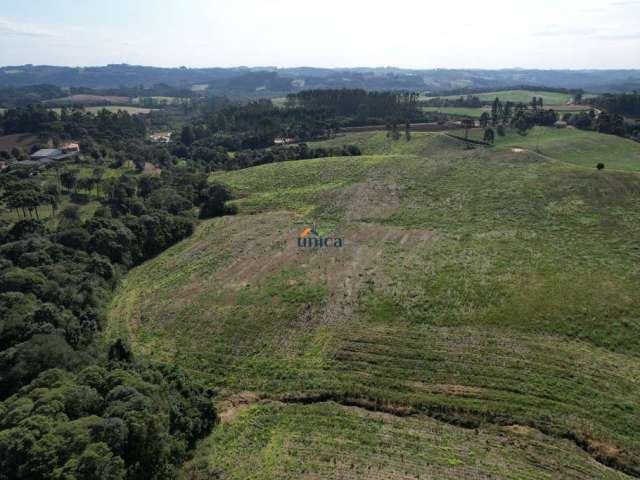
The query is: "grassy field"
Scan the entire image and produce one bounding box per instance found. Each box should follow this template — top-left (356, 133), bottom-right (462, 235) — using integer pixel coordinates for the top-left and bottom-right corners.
top-left (47, 106), bottom-right (153, 115)
top-left (422, 90), bottom-right (576, 105)
top-left (43, 94), bottom-right (131, 105)
top-left (466, 126), bottom-right (640, 172)
top-left (422, 106), bottom-right (488, 117)
top-left (108, 130), bottom-right (640, 478)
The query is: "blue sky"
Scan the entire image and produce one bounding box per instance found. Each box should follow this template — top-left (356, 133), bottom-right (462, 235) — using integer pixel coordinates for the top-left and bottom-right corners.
top-left (0, 0), bottom-right (639, 68)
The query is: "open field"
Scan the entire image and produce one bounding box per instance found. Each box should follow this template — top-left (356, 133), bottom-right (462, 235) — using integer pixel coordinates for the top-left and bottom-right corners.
top-left (465, 126), bottom-right (640, 171)
top-left (421, 105), bottom-right (591, 119)
top-left (421, 106), bottom-right (488, 117)
top-left (422, 90), bottom-right (577, 105)
top-left (108, 130), bottom-right (640, 478)
top-left (132, 95), bottom-right (185, 105)
top-left (0, 133), bottom-right (46, 152)
top-left (44, 94), bottom-right (131, 105)
top-left (46, 106), bottom-right (153, 114)
top-left (185, 401), bottom-right (632, 480)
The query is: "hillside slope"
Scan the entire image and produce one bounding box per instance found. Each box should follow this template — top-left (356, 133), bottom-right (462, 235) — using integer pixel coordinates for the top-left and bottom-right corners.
top-left (108, 131), bottom-right (640, 479)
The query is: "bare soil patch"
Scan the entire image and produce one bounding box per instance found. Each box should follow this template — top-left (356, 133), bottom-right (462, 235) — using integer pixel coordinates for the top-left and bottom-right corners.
top-left (143, 162), bottom-right (161, 176)
top-left (0, 133), bottom-right (46, 152)
top-left (217, 391), bottom-right (261, 423)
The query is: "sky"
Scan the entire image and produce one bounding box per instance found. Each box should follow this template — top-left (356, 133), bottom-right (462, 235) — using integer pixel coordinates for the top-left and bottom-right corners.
top-left (0, 0), bottom-right (639, 69)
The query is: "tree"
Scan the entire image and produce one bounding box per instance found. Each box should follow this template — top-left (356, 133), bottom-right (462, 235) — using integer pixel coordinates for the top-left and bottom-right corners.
top-left (515, 116), bottom-right (529, 135)
top-left (479, 112), bottom-right (490, 128)
top-left (483, 127), bottom-right (495, 144)
top-left (44, 184), bottom-right (60, 214)
top-left (59, 205), bottom-right (82, 226)
top-left (3, 184), bottom-right (45, 219)
top-left (78, 177), bottom-right (95, 194)
top-left (491, 98), bottom-right (502, 125)
top-left (61, 170), bottom-right (78, 193)
top-left (92, 167), bottom-right (106, 198)
top-left (76, 442), bottom-right (126, 480)
top-left (199, 184), bottom-right (233, 219)
top-left (180, 125), bottom-right (195, 146)
top-left (461, 119), bottom-right (475, 148)
top-left (502, 102), bottom-right (513, 124)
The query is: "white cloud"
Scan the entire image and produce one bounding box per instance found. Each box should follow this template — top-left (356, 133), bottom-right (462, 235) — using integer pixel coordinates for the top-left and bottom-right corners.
top-left (0, 18), bottom-right (60, 38)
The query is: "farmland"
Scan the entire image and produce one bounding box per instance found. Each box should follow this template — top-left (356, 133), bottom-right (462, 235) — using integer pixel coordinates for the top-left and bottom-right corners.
top-left (421, 106), bottom-right (488, 117)
top-left (422, 89), bottom-right (578, 105)
top-left (47, 105), bottom-right (153, 114)
top-left (44, 94), bottom-right (131, 105)
top-left (107, 129), bottom-right (640, 478)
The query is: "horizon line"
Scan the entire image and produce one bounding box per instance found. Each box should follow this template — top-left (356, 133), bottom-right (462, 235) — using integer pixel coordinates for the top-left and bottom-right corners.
top-left (2, 63), bottom-right (640, 72)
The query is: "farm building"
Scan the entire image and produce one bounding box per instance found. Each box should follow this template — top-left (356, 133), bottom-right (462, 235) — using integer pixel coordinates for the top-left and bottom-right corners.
top-left (274, 137), bottom-right (295, 145)
top-left (150, 132), bottom-right (172, 143)
top-left (17, 158), bottom-right (55, 170)
top-left (29, 144), bottom-right (80, 161)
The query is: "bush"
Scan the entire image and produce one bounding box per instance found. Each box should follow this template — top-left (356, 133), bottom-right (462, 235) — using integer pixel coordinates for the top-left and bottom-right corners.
top-left (597, 163), bottom-right (605, 170)
top-left (199, 184), bottom-right (233, 219)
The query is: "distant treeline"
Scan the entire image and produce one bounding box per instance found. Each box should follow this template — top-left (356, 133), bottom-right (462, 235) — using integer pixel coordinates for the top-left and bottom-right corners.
top-left (0, 83), bottom-right (194, 108)
top-left (286, 89), bottom-right (421, 119)
top-left (426, 85), bottom-right (584, 98)
top-left (423, 95), bottom-right (484, 108)
top-left (0, 104), bottom-right (146, 141)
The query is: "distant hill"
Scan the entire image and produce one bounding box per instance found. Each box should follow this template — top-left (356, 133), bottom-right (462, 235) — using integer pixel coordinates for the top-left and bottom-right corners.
top-left (1, 64), bottom-right (639, 94)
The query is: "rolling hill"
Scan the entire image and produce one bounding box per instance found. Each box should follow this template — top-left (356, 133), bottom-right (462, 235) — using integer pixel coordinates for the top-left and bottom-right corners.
top-left (107, 130), bottom-right (640, 479)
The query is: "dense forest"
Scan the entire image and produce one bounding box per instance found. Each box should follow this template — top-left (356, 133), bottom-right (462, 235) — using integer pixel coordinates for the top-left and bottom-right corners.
top-left (587, 92), bottom-right (640, 117)
top-left (0, 104), bottom-right (240, 478)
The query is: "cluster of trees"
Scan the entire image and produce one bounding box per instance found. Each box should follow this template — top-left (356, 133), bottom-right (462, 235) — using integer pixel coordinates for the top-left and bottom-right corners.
top-left (287, 89), bottom-right (421, 121)
top-left (0, 105), bottom-right (147, 141)
top-left (563, 110), bottom-right (635, 138)
top-left (0, 85), bottom-right (68, 108)
top-left (587, 93), bottom-right (640, 117)
top-left (165, 90), bottom-right (444, 171)
top-left (478, 97), bottom-right (558, 134)
top-left (0, 350), bottom-right (216, 479)
top-left (422, 95), bottom-right (483, 108)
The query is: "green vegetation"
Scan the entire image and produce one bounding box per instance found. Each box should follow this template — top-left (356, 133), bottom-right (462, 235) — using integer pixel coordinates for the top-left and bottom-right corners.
top-left (109, 129), bottom-right (640, 478)
top-left (4, 87), bottom-right (640, 478)
top-left (185, 402), bottom-right (630, 480)
top-left (47, 106), bottom-right (153, 115)
top-left (466, 126), bottom-right (640, 171)
top-left (423, 90), bottom-right (575, 105)
top-left (421, 106), bottom-right (487, 117)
